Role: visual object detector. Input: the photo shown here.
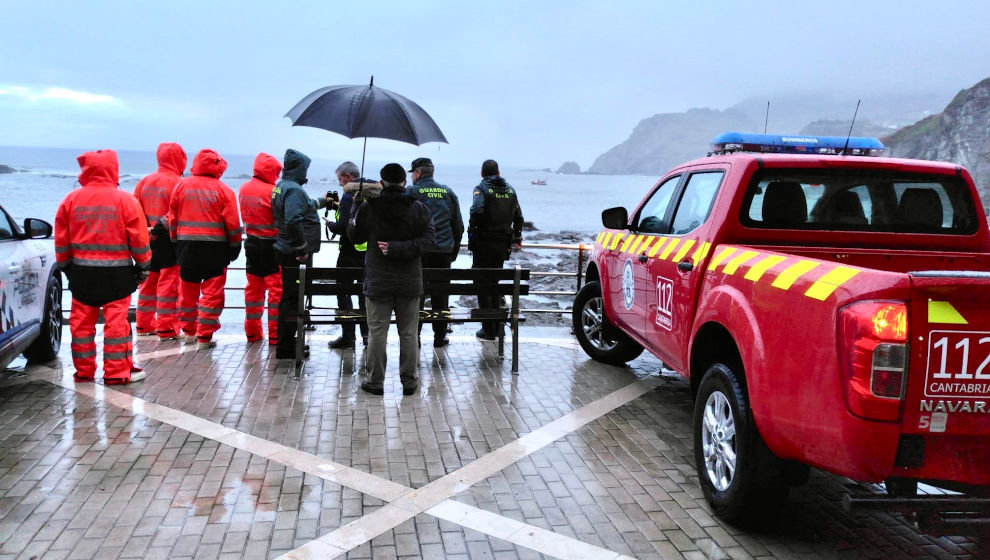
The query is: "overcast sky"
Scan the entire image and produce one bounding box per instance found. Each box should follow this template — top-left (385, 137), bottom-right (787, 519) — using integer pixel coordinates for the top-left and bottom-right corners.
top-left (3, 0), bottom-right (990, 168)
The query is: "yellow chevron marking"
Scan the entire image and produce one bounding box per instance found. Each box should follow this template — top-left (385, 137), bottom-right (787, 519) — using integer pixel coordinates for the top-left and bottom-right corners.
top-left (619, 234), bottom-right (636, 252)
top-left (771, 260), bottom-right (820, 290)
top-left (804, 266), bottom-right (861, 301)
top-left (707, 247), bottom-right (738, 270)
top-left (610, 234), bottom-right (624, 250)
top-left (601, 232), bottom-right (612, 248)
top-left (744, 255), bottom-right (787, 282)
top-left (672, 239), bottom-right (696, 262)
top-left (596, 232), bottom-right (604, 244)
top-left (637, 237), bottom-right (656, 254)
top-left (648, 237), bottom-right (668, 257)
top-left (658, 238), bottom-right (681, 260)
top-left (722, 250), bottom-right (761, 275)
top-left (928, 300), bottom-right (968, 324)
top-left (627, 235), bottom-right (646, 255)
top-left (691, 242), bottom-right (711, 266)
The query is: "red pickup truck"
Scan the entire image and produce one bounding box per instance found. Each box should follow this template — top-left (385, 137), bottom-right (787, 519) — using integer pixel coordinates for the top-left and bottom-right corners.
top-left (574, 133), bottom-right (990, 531)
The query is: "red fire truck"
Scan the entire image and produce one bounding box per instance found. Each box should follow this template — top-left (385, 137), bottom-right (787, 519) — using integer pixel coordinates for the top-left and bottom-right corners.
top-left (574, 132), bottom-right (990, 532)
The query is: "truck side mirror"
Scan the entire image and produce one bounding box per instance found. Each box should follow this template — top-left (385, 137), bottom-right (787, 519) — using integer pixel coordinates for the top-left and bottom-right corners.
top-left (24, 218), bottom-right (53, 239)
top-left (602, 207), bottom-right (628, 230)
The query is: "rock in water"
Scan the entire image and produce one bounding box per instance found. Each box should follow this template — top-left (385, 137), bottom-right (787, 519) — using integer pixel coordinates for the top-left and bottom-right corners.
top-left (556, 161), bottom-right (581, 174)
top-left (0, 164), bottom-right (15, 174)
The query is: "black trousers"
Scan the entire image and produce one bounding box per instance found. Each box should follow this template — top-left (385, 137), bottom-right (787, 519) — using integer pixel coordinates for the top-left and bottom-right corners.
top-left (336, 252), bottom-right (368, 340)
top-left (471, 242), bottom-right (508, 335)
top-left (275, 250), bottom-right (312, 355)
top-left (420, 252), bottom-right (453, 338)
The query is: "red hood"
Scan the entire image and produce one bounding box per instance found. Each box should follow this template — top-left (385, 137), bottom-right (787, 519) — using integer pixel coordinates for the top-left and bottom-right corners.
top-left (190, 149), bottom-right (227, 178)
top-left (253, 152), bottom-right (282, 184)
top-left (156, 142), bottom-right (187, 175)
top-left (77, 149), bottom-right (119, 188)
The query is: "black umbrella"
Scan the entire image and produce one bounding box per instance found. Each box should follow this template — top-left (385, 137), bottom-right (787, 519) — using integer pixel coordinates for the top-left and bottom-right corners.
top-left (284, 76), bottom-right (448, 178)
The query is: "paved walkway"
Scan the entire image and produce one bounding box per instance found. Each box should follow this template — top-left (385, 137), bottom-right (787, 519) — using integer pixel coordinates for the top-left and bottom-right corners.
top-left (0, 326), bottom-right (984, 559)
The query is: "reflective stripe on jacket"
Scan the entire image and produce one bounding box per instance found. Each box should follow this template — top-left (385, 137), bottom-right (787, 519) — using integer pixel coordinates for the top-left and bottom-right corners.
top-left (168, 149), bottom-right (242, 246)
top-left (238, 153), bottom-right (282, 239)
top-left (134, 142), bottom-right (187, 227)
top-left (54, 149), bottom-right (151, 270)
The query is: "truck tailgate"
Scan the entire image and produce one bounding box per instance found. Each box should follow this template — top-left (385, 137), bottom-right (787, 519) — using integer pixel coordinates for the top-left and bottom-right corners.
top-left (899, 272), bottom-right (990, 485)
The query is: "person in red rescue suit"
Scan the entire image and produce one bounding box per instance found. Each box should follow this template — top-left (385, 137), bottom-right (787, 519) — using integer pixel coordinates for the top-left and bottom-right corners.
top-left (168, 149), bottom-right (242, 349)
top-left (55, 149), bottom-right (152, 384)
top-left (133, 142), bottom-right (187, 340)
top-left (238, 153), bottom-right (283, 344)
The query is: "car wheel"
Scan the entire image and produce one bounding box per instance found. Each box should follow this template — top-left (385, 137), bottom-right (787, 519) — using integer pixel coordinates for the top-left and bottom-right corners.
top-left (693, 362), bottom-right (787, 527)
top-left (572, 281), bottom-right (643, 365)
top-left (24, 273), bottom-right (62, 363)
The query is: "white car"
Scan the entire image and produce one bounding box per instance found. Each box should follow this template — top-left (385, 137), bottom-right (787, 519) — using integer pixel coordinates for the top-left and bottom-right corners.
top-left (0, 203), bottom-right (62, 370)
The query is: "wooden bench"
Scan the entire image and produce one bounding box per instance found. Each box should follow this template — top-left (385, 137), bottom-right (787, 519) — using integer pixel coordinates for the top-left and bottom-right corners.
top-left (287, 265), bottom-right (530, 376)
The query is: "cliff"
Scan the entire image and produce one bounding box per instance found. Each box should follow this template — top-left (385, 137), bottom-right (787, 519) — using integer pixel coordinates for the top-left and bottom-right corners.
top-left (588, 108), bottom-right (755, 175)
top-left (884, 77), bottom-right (990, 213)
top-left (556, 161), bottom-right (581, 174)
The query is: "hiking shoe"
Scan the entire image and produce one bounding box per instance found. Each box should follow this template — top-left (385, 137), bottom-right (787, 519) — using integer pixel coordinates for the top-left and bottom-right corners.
top-left (136, 329), bottom-right (156, 337)
top-left (182, 333), bottom-right (197, 345)
top-left (73, 373), bottom-right (94, 382)
top-left (129, 367), bottom-right (146, 383)
top-left (197, 339), bottom-right (217, 350)
top-left (361, 382), bottom-right (384, 396)
top-left (475, 329), bottom-right (496, 340)
top-left (329, 337), bottom-right (355, 349)
top-left (158, 332), bottom-right (179, 341)
top-left (402, 384), bottom-right (418, 396)
top-left (433, 337), bottom-right (450, 348)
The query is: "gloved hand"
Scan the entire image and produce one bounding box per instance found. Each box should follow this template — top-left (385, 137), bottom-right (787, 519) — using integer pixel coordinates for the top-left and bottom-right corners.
top-left (228, 244), bottom-right (241, 264)
top-left (134, 267), bottom-right (150, 284)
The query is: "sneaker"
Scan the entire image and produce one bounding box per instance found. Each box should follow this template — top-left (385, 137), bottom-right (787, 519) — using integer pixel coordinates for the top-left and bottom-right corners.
top-left (158, 331), bottom-right (179, 341)
top-left (402, 384), bottom-right (418, 396)
top-left (329, 337), bottom-right (355, 349)
top-left (72, 373), bottom-right (94, 382)
top-left (433, 337), bottom-right (450, 348)
top-left (182, 333), bottom-right (197, 345)
top-left (360, 382), bottom-right (384, 395)
top-left (197, 339), bottom-right (217, 350)
top-left (129, 370), bottom-right (147, 383)
top-left (475, 329), bottom-right (496, 340)
top-left (136, 329), bottom-right (156, 337)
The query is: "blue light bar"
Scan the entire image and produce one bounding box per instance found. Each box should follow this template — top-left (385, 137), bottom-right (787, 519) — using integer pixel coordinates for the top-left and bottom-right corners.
top-left (710, 132), bottom-right (885, 156)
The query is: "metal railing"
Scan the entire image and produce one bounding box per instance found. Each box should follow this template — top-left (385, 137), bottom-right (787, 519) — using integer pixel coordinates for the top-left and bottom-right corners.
top-left (63, 239), bottom-right (591, 318)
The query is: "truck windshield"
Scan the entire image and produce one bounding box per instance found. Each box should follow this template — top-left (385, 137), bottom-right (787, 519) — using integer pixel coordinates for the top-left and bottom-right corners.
top-left (740, 169), bottom-right (980, 234)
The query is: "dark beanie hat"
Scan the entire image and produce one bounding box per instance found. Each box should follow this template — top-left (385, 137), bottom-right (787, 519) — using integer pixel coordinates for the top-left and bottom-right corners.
top-left (380, 163), bottom-right (406, 184)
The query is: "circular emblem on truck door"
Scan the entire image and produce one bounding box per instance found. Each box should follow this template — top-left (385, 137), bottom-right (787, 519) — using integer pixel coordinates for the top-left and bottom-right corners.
top-left (622, 259), bottom-right (635, 310)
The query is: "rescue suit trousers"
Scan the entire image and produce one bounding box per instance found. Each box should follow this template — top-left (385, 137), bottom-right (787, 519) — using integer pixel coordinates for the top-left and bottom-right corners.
top-left (70, 295), bottom-right (134, 383)
top-left (178, 271), bottom-right (227, 342)
top-left (244, 271), bottom-right (282, 342)
top-left (364, 295), bottom-right (420, 391)
top-left (135, 265), bottom-right (179, 338)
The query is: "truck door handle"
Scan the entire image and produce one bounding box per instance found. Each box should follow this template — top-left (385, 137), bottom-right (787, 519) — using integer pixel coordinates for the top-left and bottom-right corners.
top-left (638, 254), bottom-right (648, 263)
top-left (677, 261), bottom-right (693, 272)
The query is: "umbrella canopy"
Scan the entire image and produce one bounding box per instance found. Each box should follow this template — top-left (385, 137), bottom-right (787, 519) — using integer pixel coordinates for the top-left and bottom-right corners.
top-left (284, 78), bottom-right (448, 146)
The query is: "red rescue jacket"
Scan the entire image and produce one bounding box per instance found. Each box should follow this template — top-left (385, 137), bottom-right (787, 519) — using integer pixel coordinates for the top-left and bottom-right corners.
top-left (238, 153), bottom-right (282, 239)
top-left (168, 149), bottom-right (242, 246)
top-left (54, 149), bottom-right (152, 270)
top-left (134, 142), bottom-right (187, 227)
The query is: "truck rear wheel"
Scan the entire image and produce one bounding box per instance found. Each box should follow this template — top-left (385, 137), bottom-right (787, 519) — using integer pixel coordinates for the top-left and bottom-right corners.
top-left (693, 362), bottom-right (787, 527)
top-left (572, 282), bottom-right (643, 365)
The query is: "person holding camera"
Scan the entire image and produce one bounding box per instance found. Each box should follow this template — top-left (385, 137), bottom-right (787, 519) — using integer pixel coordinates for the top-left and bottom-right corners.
top-left (238, 152), bottom-right (284, 345)
top-left (168, 148), bottom-right (242, 350)
top-left (55, 149), bottom-right (151, 384)
top-left (323, 161), bottom-right (381, 349)
top-left (271, 149), bottom-right (334, 360)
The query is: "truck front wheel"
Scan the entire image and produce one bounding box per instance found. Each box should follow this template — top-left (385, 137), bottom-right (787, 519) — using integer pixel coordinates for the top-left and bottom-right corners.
top-left (572, 282), bottom-right (643, 365)
top-left (693, 363), bottom-right (787, 527)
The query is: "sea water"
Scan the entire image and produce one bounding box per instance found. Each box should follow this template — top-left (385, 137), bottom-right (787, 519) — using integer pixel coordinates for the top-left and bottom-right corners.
top-left (0, 145), bottom-right (655, 236)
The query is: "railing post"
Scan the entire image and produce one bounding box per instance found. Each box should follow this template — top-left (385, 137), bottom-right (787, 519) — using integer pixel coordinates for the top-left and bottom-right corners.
top-left (576, 243), bottom-right (585, 293)
top-left (511, 266), bottom-right (521, 374)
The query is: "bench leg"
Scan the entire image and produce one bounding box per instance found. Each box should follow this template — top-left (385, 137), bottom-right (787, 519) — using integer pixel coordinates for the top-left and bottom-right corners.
top-left (295, 265), bottom-right (307, 378)
top-left (497, 330), bottom-right (504, 360)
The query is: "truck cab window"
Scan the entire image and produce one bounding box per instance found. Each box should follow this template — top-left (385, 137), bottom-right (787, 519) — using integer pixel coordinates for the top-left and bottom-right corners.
top-left (636, 175), bottom-right (679, 233)
top-left (670, 171), bottom-right (724, 235)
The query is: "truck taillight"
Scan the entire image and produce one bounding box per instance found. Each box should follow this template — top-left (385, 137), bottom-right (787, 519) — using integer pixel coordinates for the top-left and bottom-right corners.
top-left (838, 301), bottom-right (908, 422)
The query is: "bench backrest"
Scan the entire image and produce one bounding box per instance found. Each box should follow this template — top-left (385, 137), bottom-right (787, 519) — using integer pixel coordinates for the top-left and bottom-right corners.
top-left (286, 267), bottom-right (530, 297)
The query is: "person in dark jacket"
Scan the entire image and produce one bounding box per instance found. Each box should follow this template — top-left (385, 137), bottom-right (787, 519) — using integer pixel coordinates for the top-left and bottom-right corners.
top-left (468, 159), bottom-right (524, 339)
top-left (348, 163), bottom-right (435, 396)
top-left (323, 161), bottom-right (380, 349)
top-left (406, 157), bottom-right (463, 347)
top-left (271, 149), bottom-right (332, 360)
